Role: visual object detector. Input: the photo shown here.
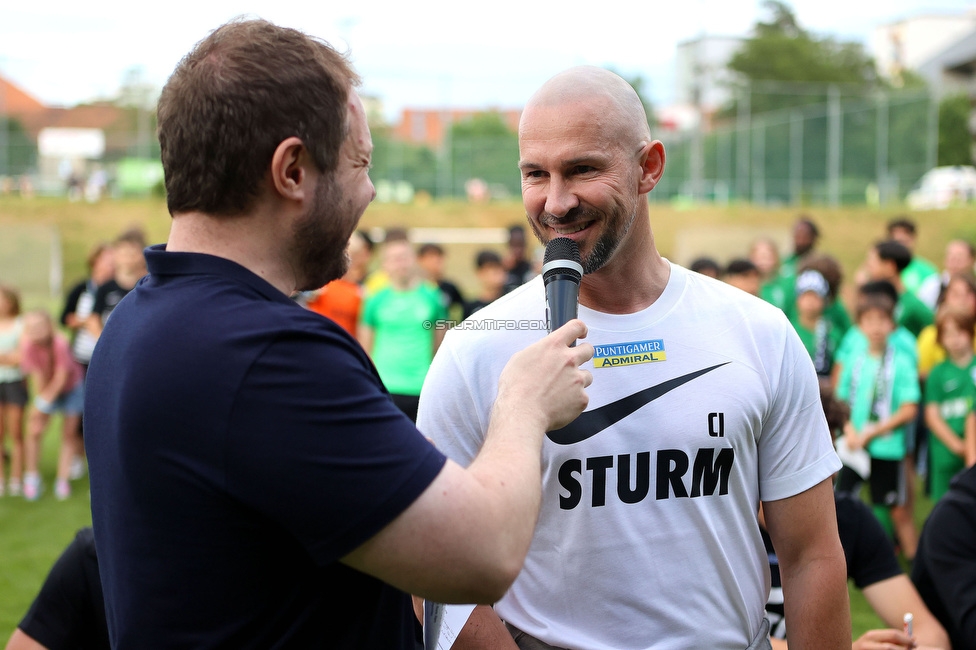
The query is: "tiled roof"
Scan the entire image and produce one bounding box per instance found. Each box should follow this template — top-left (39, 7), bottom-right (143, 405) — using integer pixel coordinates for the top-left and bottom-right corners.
top-left (0, 74), bottom-right (47, 116)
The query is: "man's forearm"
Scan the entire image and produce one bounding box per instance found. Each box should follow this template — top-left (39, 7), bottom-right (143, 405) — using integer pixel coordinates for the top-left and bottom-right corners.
top-left (780, 555), bottom-right (850, 649)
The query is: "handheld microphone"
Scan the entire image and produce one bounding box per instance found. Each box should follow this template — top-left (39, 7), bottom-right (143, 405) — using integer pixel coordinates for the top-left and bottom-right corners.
top-left (542, 238), bottom-right (583, 343)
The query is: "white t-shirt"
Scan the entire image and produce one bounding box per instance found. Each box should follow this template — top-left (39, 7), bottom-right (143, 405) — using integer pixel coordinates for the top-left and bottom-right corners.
top-left (418, 262), bottom-right (840, 650)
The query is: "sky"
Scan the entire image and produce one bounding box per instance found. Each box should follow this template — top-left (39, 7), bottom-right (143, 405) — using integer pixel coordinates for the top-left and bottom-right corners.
top-left (2, 0), bottom-right (975, 122)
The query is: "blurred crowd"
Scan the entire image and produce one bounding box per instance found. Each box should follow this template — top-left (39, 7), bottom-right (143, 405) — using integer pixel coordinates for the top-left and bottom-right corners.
top-left (3, 214), bottom-right (976, 649)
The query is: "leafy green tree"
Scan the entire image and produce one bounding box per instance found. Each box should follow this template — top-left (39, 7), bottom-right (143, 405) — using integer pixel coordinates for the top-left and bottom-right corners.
top-left (937, 94), bottom-right (973, 166)
top-left (725, 0), bottom-right (879, 115)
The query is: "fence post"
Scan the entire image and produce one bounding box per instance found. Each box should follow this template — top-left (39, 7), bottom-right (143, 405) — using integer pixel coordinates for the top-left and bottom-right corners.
top-left (752, 116), bottom-right (765, 205)
top-left (926, 92), bottom-right (939, 173)
top-left (827, 85), bottom-right (841, 207)
top-left (876, 90), bottom-right (889, 206)
top-left (736, 85), bottom-right (751, 202)
top-left (790, 109), bottom-right (803, 206)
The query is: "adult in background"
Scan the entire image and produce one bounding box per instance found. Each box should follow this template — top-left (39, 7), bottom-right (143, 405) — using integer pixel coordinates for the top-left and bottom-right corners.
top-left (84, 19), bottom-right (592, 649)
top-left (418, 66), bottom-right (849, 649)
top-left (912, 463), bottom-right (976, 650)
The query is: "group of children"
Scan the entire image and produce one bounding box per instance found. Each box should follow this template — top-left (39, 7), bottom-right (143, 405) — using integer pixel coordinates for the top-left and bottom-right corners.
top-left (0, 286), bottom-right (85, 501)
top-left (0, 228), bottom-right (146, 502)
top-left (695, 216), bottom-right (976, 565)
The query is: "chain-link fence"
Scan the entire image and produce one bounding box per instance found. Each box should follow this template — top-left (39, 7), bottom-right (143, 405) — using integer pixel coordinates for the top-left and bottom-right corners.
top-left (0, 88), bottom-right (939, 205)
top-left (652, 88), bottom-right (938, 206)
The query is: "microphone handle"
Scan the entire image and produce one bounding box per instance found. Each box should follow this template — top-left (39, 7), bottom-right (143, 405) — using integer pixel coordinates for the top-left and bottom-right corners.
top-left (546, 275), bottom-right (580, 345)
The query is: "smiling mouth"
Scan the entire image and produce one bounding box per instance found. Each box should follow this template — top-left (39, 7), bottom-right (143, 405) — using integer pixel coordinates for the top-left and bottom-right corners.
top-left (550, 221), bottom-right (591, 235)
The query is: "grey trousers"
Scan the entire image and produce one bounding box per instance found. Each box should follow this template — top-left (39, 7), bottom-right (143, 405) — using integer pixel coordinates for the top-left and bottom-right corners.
top-left (505, 617), bottom-right (772, 650)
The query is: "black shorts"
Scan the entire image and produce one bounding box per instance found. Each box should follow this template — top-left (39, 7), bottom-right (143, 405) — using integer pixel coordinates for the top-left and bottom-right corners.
top-left (869, 457), bottom-right (907, 507)
top-left (0, 379), bottom-right (28, 407)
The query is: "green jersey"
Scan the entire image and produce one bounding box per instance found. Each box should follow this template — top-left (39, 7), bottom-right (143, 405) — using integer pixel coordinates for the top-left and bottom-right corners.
top-left (901, 256), bottom-right (939, 297)
top-left (895, 290), bottom-right (934, 339)
top-left (361, 282), bottom-right (447, 396)
top-left (790, 316), bottom-right (845, 377)
top-left (836, 346), bottom-right (920, 461)
top-left (924, 357), bottom-right (976, 499)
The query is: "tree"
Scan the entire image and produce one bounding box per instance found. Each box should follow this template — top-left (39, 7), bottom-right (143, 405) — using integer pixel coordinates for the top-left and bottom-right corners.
top-left (725, 0), bottom-right (879, 115)
top-left (937, 94), bottom-right (973, 166)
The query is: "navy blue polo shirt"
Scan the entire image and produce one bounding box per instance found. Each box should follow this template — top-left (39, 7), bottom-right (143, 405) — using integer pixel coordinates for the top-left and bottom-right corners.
top-left (85, 245), bottom-right (446, 649)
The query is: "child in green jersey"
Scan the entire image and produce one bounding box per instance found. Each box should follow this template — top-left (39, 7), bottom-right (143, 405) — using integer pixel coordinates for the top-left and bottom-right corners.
top-left (836, 289), bottom-right (921, 559)
top-left (924, 306), bottom-right (976, 501)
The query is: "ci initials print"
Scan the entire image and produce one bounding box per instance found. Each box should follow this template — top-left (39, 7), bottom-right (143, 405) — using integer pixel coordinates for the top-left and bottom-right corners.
top-left (708, 412), bottom-right (725, 438)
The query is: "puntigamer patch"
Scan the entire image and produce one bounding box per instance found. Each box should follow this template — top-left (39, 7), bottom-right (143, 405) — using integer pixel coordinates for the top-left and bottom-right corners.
top-left (593, 339), bottom-right (666, 368)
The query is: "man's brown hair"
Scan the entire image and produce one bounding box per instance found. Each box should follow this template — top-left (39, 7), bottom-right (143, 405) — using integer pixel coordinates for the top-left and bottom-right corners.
top-left (157, 18), bottom-right (361, 216)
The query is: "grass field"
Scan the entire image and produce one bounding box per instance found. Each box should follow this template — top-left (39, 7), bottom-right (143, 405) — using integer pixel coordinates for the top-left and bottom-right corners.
top-left (0, 195), bottom-right (969, 641)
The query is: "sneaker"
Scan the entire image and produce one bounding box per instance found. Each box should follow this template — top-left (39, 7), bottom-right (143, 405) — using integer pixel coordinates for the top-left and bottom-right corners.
top-left (69, 457), bottom-right (86, 480)
top-left (8, 480), bottom-right (22, 497)
top-left (55, 479), bottom-right (71, 501)
top-left (24, 474), bottom-right (41, 501)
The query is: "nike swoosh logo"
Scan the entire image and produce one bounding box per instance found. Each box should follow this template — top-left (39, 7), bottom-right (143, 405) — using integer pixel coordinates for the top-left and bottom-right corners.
top-left (546, 363), bottom-right (730, 445)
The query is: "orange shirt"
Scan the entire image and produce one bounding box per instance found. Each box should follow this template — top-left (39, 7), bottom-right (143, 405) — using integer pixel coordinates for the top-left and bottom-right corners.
top-left (306, 279), bottom-right (363, 336)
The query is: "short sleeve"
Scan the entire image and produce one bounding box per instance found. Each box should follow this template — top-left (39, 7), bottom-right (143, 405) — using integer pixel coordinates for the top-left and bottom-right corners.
top-left (757, 315), bottom-right (841, 501)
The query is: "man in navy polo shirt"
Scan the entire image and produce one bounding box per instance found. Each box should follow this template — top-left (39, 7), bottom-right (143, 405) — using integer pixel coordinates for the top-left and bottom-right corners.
top-left (83, 19), bottom-right (592, 649)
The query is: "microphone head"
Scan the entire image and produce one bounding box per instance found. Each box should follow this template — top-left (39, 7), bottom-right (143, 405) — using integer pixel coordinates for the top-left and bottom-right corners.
top-left (542, 238), bottom-right (583, 284)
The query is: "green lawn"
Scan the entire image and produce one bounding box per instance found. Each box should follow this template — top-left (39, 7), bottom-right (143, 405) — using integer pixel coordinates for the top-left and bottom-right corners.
top-left (0, 414), bottom-right (94, 639)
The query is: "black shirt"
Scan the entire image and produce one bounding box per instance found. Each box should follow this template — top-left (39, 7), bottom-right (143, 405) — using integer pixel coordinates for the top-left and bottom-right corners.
top-left (765, 491), bottom-right (901, 639)
top-left (19, 527), bottom-right (109, 650)
top-left (912, 465), bottom-right (976, 650)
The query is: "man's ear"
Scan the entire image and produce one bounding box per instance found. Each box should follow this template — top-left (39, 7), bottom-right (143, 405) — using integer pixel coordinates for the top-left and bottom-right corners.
top-left (638, 140), bottom-right (666, 194)
top-left (269, 137), bottom-right (310, 202)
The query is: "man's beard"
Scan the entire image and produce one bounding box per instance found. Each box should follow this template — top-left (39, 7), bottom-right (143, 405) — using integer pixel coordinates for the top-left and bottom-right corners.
top-left (529, 202), bottom-right (636, 275)
top-left (291, 176), bottom-right (352, 292)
